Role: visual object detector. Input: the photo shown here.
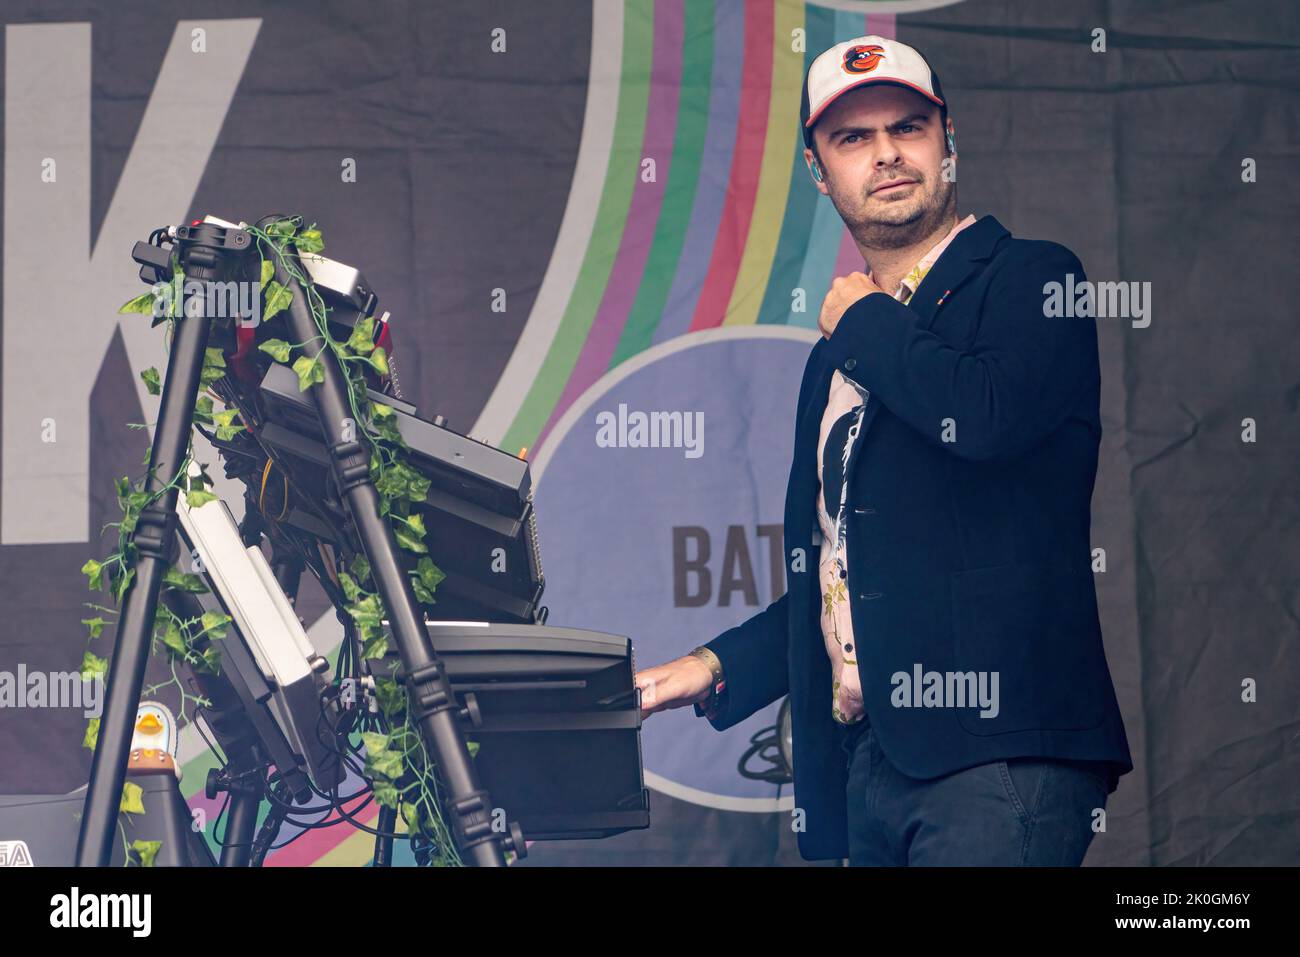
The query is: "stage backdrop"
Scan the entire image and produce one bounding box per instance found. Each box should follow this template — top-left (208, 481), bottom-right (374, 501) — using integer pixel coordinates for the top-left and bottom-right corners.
top-left (1, 0), bottom-right (1297, 866)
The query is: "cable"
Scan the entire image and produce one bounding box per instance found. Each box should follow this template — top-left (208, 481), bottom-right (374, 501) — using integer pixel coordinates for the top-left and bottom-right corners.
top-left (258, 458), bottom-right (290, 521)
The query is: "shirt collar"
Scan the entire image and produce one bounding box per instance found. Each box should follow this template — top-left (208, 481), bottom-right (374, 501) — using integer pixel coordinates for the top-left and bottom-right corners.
top-left (873, 213), bottom-right (978, 302)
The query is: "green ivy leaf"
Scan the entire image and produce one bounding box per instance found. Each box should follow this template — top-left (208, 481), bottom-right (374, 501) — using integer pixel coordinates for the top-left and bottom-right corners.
top-left (83, 718), bottom-right (100, 751)
top-left (337, 571), bottom-right (361, 602)
top-left (260, 258), bottom-right (275, 289)
top-left (193, 395), bottom-right (214, 425)
top-left (162, 566), bottom-right (208, 594)
top-left (345, 594), bottom-right (383, 629)
top-left (410, 578), bottom-right (435, 604)
top-left (120, 781), bottom-right (146, 815)
top-left (400, 801), bottom-right (421, 834)
top-left (350, 554), bottom-right (371, 584)
top-left (372, 416), bottom-right (404, 447)
top-left (199, 647), bottom-right (222, 674)
top-left (372, 778), bottom-right (401, 809)
top-left (113, 566), bottom-right (136, 605)
top-left (296, 228), bottom-right (325, 254)
top-left (292, 355), bottom-right (324, 391)
top-left (199, 348), bottom-right (227, 388)
top-left (82, 559), bottom-right (105, 591)
top-left (374, 466), bottom-right (404, 502)
top-left (266, 219), bottom-right (298, 238)
top-left (82, 616), bottom-right (107, 639)
top-left (258, 338), bottom-right (292, 363)
top-left (140, 367), bottom-right (161, 395)
top-left (414, 556), bottom-right (445, 592)
top-left (185, 488), bottom-right (217, 509)
top-left (375, 462), bottom-right (427, 504)
top-left (199, 611), bottom-right (231, 640)
top-left (80, 650), bottom-right (108, 680)
top-left (361, 630), bottom-right (389, 660)
top-left (393, 517), bottom-right (427, 554)
top-left (367, 346), bottom-right (390, 377)
top-left (263, 279), bottom-right (294, 323)
top-left (405, 468), bottom-right (431, 503)
top-left (374, 677), bottom-right (405, 721)
top-left (129, 840), bottom-right (162, 867)
top-left (119, 292), bottom-right (156, 315)
top-left (467, 740), bottom-right (480, 759)
top-left (213, 408), bottom-right (243, 441)
top-left (366, 747), bottom-right (404, 782)
top-left (345, 317), bottom-right (376, 355)
top-left (157, 619), bottom-right (187, 657)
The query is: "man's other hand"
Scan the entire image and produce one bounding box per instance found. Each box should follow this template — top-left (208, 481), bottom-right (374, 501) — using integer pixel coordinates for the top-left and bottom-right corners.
top-left (819, 271), bottom-right (885, 339)
top-left (634, 655), bottom-right (715, 719)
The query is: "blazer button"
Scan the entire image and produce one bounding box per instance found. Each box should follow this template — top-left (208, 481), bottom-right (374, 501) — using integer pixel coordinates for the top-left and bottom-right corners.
top-left (843, 358), bottom-right (857, 372)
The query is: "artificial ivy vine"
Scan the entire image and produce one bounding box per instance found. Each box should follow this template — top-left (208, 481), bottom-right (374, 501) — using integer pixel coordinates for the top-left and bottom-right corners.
top-left (85, 216), bottom-right (469, 866)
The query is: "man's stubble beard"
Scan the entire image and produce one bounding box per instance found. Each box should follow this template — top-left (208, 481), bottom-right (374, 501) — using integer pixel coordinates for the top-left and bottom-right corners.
top-left (826, 167), bottom-right (957, 251)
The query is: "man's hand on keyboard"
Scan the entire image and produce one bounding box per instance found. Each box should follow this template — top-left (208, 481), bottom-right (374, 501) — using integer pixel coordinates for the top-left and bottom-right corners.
top-left (634, 655), bottom-right (714, 719)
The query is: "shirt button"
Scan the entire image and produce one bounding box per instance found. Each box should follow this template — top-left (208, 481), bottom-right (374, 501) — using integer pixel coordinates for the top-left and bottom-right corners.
top-left (843, 358), bottom-right (857, 372)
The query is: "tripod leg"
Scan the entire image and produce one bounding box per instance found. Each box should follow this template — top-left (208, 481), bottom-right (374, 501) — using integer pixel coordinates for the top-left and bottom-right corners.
top-left (78, 221), bottom-right (254, 866)
top-left (77, 311), bottom-right (211, 866)
top-left (220, 775), bottom-right (262, 867)
top-left (250, 782), bottom-right (291, 867)
top-left (271, 241), bottom-right (505, 867)
top-left (372, 805), bottom-right (396, 867)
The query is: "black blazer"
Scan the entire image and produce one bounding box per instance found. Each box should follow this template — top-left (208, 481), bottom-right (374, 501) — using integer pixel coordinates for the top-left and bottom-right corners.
top-left (702, 215), bottom-right (1133, 861)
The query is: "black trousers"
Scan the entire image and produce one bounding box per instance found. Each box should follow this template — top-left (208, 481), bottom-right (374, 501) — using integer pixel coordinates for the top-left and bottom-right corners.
top-left (837, 717), bottom-right (1110, 866)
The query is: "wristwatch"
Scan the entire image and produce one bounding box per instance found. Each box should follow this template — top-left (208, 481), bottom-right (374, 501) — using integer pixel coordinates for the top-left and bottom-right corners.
top-left (688, 646), bottom-right (727, 721)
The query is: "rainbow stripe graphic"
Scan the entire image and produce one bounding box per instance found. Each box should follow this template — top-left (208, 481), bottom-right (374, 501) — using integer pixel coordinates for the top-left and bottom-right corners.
top-left (180, 0), bottom-right (929, 866)
top-left (475, 0), bottom-right (906, 459)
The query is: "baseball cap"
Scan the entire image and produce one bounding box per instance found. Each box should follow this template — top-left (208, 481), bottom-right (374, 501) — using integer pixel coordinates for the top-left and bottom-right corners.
top-left (800, 36), bottom-right (946, 148)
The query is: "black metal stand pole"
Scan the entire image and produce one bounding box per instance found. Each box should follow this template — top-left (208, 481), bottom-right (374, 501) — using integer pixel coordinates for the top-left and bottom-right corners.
top-left (220, 778), bottom-right (262, 867)
top-left (77, 223), bottom-right (253, 866)
top-left (250, 781), bottom-right (291, 867)
top-left (372, 805), bottom-right (396, 866)
top-left (271, 238), bottom-right (506, 867)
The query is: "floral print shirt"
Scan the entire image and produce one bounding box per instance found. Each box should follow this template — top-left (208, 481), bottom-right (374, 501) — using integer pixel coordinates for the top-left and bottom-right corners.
top-left (815, 214), bottom-right (977, 724)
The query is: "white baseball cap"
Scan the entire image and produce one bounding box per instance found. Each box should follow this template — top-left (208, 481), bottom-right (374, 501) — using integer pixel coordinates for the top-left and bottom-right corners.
top-left (801, 35), bottom-right (946, 147)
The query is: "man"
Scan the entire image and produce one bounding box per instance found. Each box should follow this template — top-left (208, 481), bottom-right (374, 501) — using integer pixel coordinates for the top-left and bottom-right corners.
top-left (634, 35), bottom-right (1133, 866)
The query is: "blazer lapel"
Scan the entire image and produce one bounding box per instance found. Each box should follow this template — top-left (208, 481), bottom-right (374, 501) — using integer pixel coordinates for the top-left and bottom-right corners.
top-left (907, 215), bottom-right (1009, 331)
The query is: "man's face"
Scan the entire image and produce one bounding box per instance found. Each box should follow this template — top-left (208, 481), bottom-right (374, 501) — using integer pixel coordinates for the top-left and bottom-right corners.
top-left (805, 84), bottom-right (955, 248)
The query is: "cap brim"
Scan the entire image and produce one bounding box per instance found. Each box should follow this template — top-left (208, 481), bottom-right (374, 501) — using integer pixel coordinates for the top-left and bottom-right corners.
top-left (804, 77), bottom-right (945, 130)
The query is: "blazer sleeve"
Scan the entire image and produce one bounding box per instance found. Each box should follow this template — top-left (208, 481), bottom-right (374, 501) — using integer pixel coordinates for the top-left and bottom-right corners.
top-left (821, 242), bottom-right (1097, 462)
top-left (694, 338), bottom-right (829, 732)
top-left (700, 591), bottom-right (791, 731)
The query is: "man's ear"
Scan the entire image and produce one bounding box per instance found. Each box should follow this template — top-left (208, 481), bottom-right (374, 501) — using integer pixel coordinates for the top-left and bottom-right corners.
top-left (803, 146), bottom-right (829, 195)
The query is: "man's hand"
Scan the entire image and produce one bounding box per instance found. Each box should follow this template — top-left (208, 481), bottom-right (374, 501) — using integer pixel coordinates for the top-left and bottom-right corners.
top-left (634, 655), bottom-right (715, 720)
top-left (819, 271), bottom-right (886, 339)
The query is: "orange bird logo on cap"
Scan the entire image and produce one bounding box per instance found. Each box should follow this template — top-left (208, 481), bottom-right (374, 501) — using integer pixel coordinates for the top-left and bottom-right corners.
top-left (843, 44), bottom-right (886, 75)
